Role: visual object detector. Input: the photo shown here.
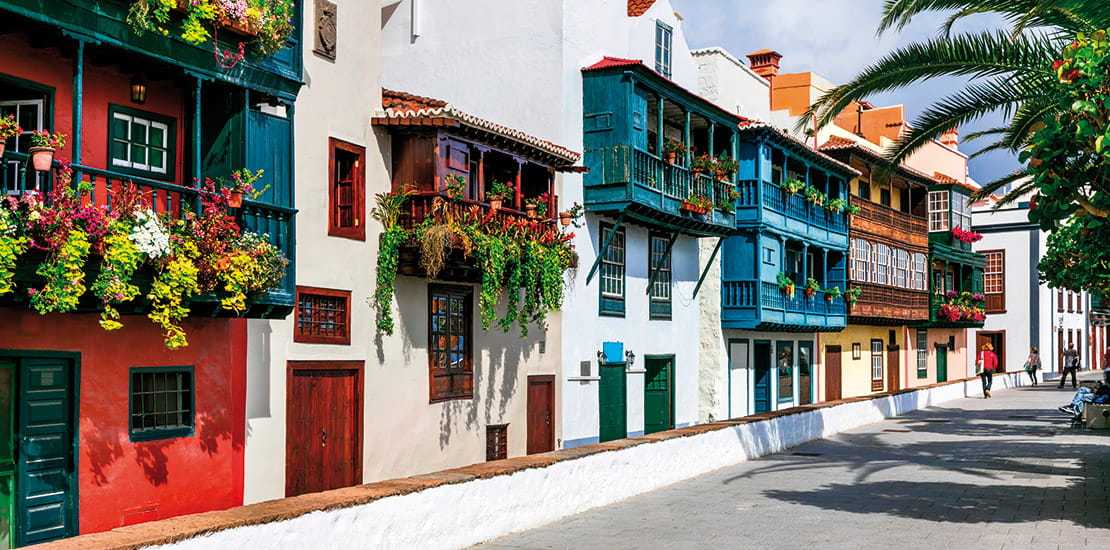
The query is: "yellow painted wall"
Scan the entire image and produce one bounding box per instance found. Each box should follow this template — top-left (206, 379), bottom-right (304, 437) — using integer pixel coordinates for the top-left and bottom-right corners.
top-left (821, 324), bottom-right (902, 399)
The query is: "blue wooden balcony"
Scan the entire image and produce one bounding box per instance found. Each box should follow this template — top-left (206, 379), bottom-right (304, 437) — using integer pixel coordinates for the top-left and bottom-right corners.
top-left (1, 151), bottom-right (295, 318)
top-left (721, 280), bottom-right (847, 331)
top-left (733, 179), bottom-right (848, 248)
top-left (584, 145), bottom-right (737, 237)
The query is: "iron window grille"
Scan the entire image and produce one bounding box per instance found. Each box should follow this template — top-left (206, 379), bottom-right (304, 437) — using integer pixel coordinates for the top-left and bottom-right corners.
top-left (130, 367), bottom-right (194, 441)
top-left (295, 287), bottom-right (352, 345)
top-left (486, 424), bottom-right (508, 461)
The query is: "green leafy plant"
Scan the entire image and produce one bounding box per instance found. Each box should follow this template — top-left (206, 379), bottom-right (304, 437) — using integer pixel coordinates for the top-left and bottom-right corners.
top-left (127, 0), bottom-right (296, 56)
top-left (148, 241), bottom-right (201, 350)
top-left (524, 192), bottom-right (551, 217)
top-left (803, 186), bottom-right (826, 206)
top-left (826, 197), bottom-right (848, 212)
top-left (804, 277), bottom-right (820, 295)
top-left (663, 138), bottom-right (687, 155)
top-left (822, 286), bottom-right (842, 301)
top-left (777, 271), bottom-right (796, 299)
top-left (370, 185), bottom-right (416, 335)
top-left (488, 180), bottom-right (515, 200)
top-left (0, 207), bottom-right (27, 296)
top-left (444, 174), bottom-right (467, 200)
top-left (682, 194), bottom-right (713, 212)
top-left (782, 178), bottom-right (806, 194)
top-left (28, 130), bottom-right (65, 150)
top-left (29, 229), bottom-right (91, 314)
top-left (91, 220), bottom-right (143, 330)
top-left (844, 286), bottom-right (861, 305)
top-left (715, 155), bottom-right (739, 173)
top-left (844, 204), bottom-right (861, 215)
top-left (223, 168), bottom-right (269, 199)
top-left (561, 201), bottom-right (586, 228)
top-left (690, 153), bottom-right (716, 172)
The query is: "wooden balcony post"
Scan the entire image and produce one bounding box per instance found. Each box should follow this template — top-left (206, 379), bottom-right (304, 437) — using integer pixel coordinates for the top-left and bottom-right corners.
top-left (683, 110), bottom-right (691, 166)
top-left (656, 94), bottom-right (664, 156)
top-left (514, 160), bottom-right (523, 210)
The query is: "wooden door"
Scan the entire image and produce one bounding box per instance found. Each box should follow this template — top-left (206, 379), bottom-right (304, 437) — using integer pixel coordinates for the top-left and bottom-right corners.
top-left (0, 356), bottom-right (76, 548)
top-left (824, 345), bottom-right (842, 401)
top-left (886, 346), bottom-right (900, 392)
top-left (598, 364), bottom-right (626, 443)
top-left (643, 357), bottom-right (674, 435)
top-left (936, 345), bottom-right (948, 382)
top-left (753, 341), bottom-right (772, 413)
top-left (285, 362), bottom-right (363, 498)
top-left (526, 376), bottom-right (554, 454)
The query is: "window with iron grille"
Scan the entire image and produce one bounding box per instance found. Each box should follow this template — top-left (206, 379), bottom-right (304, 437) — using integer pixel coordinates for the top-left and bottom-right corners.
top-left (871, 339), bottom-right (884, 385)
top-left (329, 138), bottom-right (366, 240)
top-left (130, 367), bottom-right (194, 441)
top-left (928, 190), bottom-right (949, 232)
top-left (486, 424), bottom-right (508, 461)
top-left (649, 233), bottom-right (672, 319)
top-left (295, 287), bottom-right (351, 344)
top-left (916, 329), bottom-right (928, 378)
top-left (655, 21), bottom-right (672, 78)
top-left (429, 285), bottom-right (473, 401)
top-left (599, 223), bottom-right (626, 316)
top-left (983, 250), bottom-right (1005, 313)
top-left (852, 239), bottom-right (871, 282)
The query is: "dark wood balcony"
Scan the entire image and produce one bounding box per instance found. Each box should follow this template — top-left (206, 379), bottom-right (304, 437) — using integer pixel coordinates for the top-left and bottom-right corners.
top-left (849, 282), bottom-right (929, 324)
top-left (851, 199), bottom-right (927, 248)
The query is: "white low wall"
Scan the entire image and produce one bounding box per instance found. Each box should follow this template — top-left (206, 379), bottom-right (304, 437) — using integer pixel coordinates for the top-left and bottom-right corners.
top-left (152, 373), bottom-right (1026, 550)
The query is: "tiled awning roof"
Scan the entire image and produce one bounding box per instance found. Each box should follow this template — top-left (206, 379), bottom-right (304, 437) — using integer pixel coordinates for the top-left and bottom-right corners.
top-left (628, 0), bottom-right (657, 17)
top-left (374, 89), bottom-right (580, 163)
top-left (819, 136), bottom-right (935, 184)
top-left (736, 121), bottom-right (859, 177)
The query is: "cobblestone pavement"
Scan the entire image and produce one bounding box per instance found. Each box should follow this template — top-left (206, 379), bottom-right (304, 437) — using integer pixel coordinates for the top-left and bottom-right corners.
top-left (476, 373), bottom-right (1110, 550)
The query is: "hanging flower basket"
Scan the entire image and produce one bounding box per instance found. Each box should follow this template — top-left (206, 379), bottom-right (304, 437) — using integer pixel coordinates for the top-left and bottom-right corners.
top-left (29, 147), bottom-right (55, 172)
top-left (559, 211), bottom-right (573, 226)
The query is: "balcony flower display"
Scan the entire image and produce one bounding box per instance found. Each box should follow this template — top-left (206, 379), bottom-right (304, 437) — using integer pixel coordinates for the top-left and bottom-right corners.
top-left (487, 180), bottom-right (515, 210)
top-left (936, 289), bottom-right (986, 322)
top-left (0, 165), bottom-right (288, 349)
top-left (825, 197), bottom-right (847, 213)
top-left (951, 226), bottom-right (984, 243)
top-left (28, 130), bottom-right (66, 172)
top-left (662, 138), bottom-right (687, 163)
top-left (220, 168), bottom-right (268, 207)
top-left (559, 201), bottom-right (585, 228)
top-left (444, 174), bottom-right (467, 200)
top-left (781, 178), bottom-right (806, 194)
top-left (680, 194), bottom-right (713, 215)
top-left (371, 191), bottom-right (576, 338)
top-left (822, 286), bottom-right (842, 301)
top-left (126, 0), bottom-right (296, 57)
top-left (523, 192), bottom-right (551, 218)
top-left (803, 277), bottom-right (820, 297)
top-left (803, 185), bottom-right (826, 206)
top-left (777, 272), bottom-right (796, 299)
top-left (844, 286), bottom-right (861, 306)
top-left (0, 114), bottom-right (21, 157)
top-left (690, 153), bottom-right (716, 174)
top-left (714, 155), bottom-right (739, 181)
top-left (844, 204), bottom-right (862, 215)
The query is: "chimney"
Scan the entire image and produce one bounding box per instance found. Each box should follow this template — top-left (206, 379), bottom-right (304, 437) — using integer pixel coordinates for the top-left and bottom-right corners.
top-left (940, 127), bottom-right (959, 148)
top-left (746, 49), bottom-right (783, 81)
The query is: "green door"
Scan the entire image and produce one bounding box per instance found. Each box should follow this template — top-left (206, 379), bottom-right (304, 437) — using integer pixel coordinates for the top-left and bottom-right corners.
top-left (936, 345), bottom-right (948, 383)
top-left (0, 356), bottom-right (76, 548)
top-left (598, 363), bottom-right (627, 443)
top-left (643, 356), bottom-right (674, 435)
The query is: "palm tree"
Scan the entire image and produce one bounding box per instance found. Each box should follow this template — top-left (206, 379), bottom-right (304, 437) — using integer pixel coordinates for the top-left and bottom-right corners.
top-left (802, 0), bottom-right (1110, 205)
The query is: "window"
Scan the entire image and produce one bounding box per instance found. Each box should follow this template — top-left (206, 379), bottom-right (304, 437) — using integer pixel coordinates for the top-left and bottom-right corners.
top-left (928, 190), bottom-right (949, 232)
top-left (894, 249), bottom-right (909, 288)
top-left (295, 286), bottom-right (351, 344)
top-left (912, 253), bottom-right (928, 291)
top-left (851, 239), bottom-right (871, 282)
top-left (429, 285), bottom-right (473, 402)
top-left (763, 247), bottom-right (775, 265)
top-left (1058, 289), bottom-right (1064, 312)
top-left (1, 98), bottom-right (45, 189)
top-left (486, 424), bottom-right (508, 461)
top-left (874, 244), bottom-right (891, 285)
top-left (329, 138), bottom-right (366, 240)
top-left (599, 223), bottom-right (626, 316)
top-left (916, 329), bottom-right (928, 379)
top-left (879, 185), bottom-right (891, 207)
top-left (649, 234), bottom-right (672, 319)
top-left (983, 250), bottom-right (1005, 313)
top-left (952, 193), bottom-right (972, 230)
top-left (870, 339), bottom-right (884, 390)
top-left (109, 105), bottom-right (174, 179)
top-left (1068, 291), bottom-right (1074, 313)
top-left (857, 174), bottom-right (871, 200)
top-left (655, 21), bottom-right (673, 78)
top-left (777, 341), bottom-right (793, 401)
top-left (130, 367), bottom-right (194, 441)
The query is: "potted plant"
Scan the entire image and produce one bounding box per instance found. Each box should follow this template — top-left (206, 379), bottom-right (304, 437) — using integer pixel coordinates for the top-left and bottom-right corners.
top-left (28, 130), bottom-right (65, 172)
top-left (822, 286), bottom-right (842, 301)
top-left (776, 272), bottom-right (795, 299)
top-left (803, 277), bottom-right (820, 298)
top-left (680, 194), bottom-right (712, 215)
top-left (714, 155), bottom-right (739, 181)
top-left (0, 114), bottom-right (21, 158)
top-left (844, 204), bottom-right (861, 216)
top-left (690, 153), bottom-right (715, 174)
top-left (559, 202), bottom-right (585, 227)
top-left (222, 168), bottom-right (268, 208)
top-left (844, 286), bottom-right (861, 308)
top-left (781, 178), bottom-right (806, 194)
top-left (487, 180), bottom-right (515, 211)
top-left (663, 138), bottom-right (687, 164)
top-left (826, 197), bottom-right (847, 213)
top-left (444, 174), bottom-right (467, 201)
top-left (524, 192), bottom-right (551, 219)
top-left (803, 186), bottom-right (826, 206)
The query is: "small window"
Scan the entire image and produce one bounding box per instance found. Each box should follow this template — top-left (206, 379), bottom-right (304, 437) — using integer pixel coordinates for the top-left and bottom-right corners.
top-left (655, 21), bottom-right (673, 78)
top-left (894, 249), bottom-right (909, 288)
top-left (109, 105), bottom-right (175, 180)
top-left (486, 424), bottom-right (508, 461)
top-left (873, 244), bottom-right (891, 285)
top-left (430, 285), bottom-right (474, 402)
top-left (870, 339), bottom-right (884, 391)
top-left (130, 367), bottom-right (194, 441)
top-left (916, 329), bottom-right (928, 379)
top-left (983, 250), bottom-right (1005, 313)
top-left (295, 286), bottom-right (351, 345)
top-left (599, 223), bottom-right (626, 316)
top-left (763, 247), bottom-right (775, 265)
top-left (329, 138), bottom-right (366, 240)
top-left (649, 233), bottom-right (672, 320)
top-left (928, 190), bottom-right (949, 232)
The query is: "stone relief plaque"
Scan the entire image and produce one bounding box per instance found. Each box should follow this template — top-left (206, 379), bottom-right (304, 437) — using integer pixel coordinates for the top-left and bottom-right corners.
top-left (315, 0), bottom-right (337, 60)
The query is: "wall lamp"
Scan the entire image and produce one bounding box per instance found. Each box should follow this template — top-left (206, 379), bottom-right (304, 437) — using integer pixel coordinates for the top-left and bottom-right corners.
top-left (597, 350), bottom-right (606, 363)
top-left (624, 350), bottom-right (636, 369)
top-left (130, 74), bottom-right (147, 104)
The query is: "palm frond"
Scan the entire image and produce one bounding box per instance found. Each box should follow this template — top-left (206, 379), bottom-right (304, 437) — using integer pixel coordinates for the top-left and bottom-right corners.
top-left (969, 169), bottom-right (1034, 204)
top-left (880, 0), bottom-right (1105, 35)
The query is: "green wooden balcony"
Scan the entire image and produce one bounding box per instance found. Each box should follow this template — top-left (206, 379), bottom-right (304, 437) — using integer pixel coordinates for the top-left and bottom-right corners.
top-left (584, 145), bottom-right (736, 237)
top-left (918, 294), bottom-right (985, 328)
top-left (721, 280), bottom-right (847, 331)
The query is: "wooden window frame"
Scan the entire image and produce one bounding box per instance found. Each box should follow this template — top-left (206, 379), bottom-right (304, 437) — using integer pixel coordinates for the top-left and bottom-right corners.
top-left (129, 366), bottom-right (194, 442)
top-left (928, 190), bottom-right (949, 232)
top-left (599, 222), bottom-right (626, 317)
top-left (1068, 291), bottom-right (1074, 313)
top-left (982, 250), bottom-right (1005, 313)
top-left (294, 286), bottom-right (352, 345)
top-left (108, 104), bottom-right (176, 181)
top-left (916, 329), bottom-right (928, 379)
top-left (655, 21), bottom-right (673, 78)
top-left (428, 284), bottom-right (474, 402)
top-left (870, 339), bottom-right (884, 392)
top-left (648, 232), bottom-right (672, 320)
top-left (485, 424), bottom-right (508, 461)
top-left (328, 138), bottom-right (366, 240)
top-left (1058, 289), bottom-right (1064, 312)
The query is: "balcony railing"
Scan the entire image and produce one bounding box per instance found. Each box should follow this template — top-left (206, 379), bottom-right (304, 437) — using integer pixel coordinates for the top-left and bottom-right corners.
top-left (584, 146), bottom-right (735, 234)
top-left (721, 280), bottom-right (847, 329)
top-left (1, 151), bottom-right (296, 315)
top-left (398, 192), bottom-right (556, 236)
top-left (732, 179), bottom-right (848, 237)
top-left (850, 282), bottom-right (930, 322)
top-left (851, 199), bottom-right (927, 245)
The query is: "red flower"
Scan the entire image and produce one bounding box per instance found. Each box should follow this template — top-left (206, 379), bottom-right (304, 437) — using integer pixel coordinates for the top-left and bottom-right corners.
top-left (1051, 59), bottom-right (1066, 71)
top-left (1064, 69), bottom-right (1082, 82)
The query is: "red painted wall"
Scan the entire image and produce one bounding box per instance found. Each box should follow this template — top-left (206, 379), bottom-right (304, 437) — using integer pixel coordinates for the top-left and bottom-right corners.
top-left (1, 311), bottom-right (246, 533)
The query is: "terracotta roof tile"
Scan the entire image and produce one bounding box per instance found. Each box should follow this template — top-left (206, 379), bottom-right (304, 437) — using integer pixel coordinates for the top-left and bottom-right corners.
top-left (376, 89), bottom-right (579, 163)
top-left (818, 136), bottom-right (934, 183)
top-left (628, 0), bottom-right (657, 16)
top-left (582, 56), bottom-right (643, 72)
top-left (934, 171), bottom-right (980, 193)
top-left (737, 121), bottom-right (859, 177)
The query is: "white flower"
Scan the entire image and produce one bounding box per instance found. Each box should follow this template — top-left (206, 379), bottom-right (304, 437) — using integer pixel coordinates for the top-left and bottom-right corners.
top-left (129, 209), bottom-right (172, 259)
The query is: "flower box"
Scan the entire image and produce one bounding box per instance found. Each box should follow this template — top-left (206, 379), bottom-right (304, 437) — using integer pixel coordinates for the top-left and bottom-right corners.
top-left (680, 201), bottom-right (710, 215)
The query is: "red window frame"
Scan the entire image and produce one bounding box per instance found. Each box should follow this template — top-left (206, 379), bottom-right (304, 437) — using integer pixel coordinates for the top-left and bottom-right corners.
top-left (294, 286), bottom-right (352, 345)
top-left (428, 284), bottom-right (474, 402)
top-left (328, 138), bottom-right (366, 240)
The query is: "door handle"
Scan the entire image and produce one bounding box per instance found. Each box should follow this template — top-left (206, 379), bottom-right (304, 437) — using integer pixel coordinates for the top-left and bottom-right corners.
top-left (321, 429), bottom-right (327, 446)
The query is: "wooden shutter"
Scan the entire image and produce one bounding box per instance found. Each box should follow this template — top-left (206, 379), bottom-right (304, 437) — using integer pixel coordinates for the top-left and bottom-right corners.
top-left (328, 138), bottom-right (366, 240)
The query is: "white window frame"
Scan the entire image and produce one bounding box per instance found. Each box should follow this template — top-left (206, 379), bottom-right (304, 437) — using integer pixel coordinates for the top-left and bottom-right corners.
top-left (912, 253), bottom-right (928, 291)
top-left (655, 21), bottom-right (673, 78)
top-left (874, 243), bottom-right (891, 285)
top-left (111, 111), bottom-right (170, 175)
top-left (871, 339), bottom-right (884, 382)
top-left (600, 225), bottom-right (626, 299)
top-left (894, 248), bottom-right (909, 288)
top-left (928, 190), bottom-right (949, 232)
top-left (852, 239), bottom-right (871, 283)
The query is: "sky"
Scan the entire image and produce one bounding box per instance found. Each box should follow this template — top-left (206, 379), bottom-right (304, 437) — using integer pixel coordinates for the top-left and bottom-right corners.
top-left (670, 0), bottom-right (1022, 185)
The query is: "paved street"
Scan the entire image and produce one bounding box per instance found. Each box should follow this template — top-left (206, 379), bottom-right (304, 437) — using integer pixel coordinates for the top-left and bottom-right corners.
top-left (476, 373), bottom-right (1110, 550)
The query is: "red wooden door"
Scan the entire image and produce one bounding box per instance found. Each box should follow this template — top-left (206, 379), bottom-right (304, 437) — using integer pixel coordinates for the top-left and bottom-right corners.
top-left (824, 346), bottom-right (841, 401)
top-left (286, 361), bottom-right (363, 497)
top-left (886, 346), bottom-right (900, 392)
top-left (526, 375), bottom-right (554, 455)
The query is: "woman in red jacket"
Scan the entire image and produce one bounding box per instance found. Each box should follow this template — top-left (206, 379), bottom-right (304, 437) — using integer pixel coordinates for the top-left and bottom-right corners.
top-left (977, 343), bottom-right (999, 398)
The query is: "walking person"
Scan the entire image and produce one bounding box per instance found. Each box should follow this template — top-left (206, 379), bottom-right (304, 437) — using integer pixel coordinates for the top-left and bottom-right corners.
top-left (1059, 342), bottom-right (1080, 389)
top-left (976, 343), bottom-right (999, 398)
top-left (1102, 345), bottom-right (1110, 385)
top-left (1025, 347), bottom-right (1041, 387)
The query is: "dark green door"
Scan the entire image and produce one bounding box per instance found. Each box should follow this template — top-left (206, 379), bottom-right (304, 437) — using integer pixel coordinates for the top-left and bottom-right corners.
top-left (936, 345), bottom-right (948, 383)
top-left (598, 363), bottom-right (627, 443)
top-left (0, 356), bottom-right (76, 548)
top-left (643, 356), bottom-right (673, 435)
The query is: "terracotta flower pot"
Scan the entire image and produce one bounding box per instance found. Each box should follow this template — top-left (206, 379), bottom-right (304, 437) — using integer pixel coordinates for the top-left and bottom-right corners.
top-left (228, 190), bottom-right (244, 208)
top-left (825, 295), bottom-right (835, 302)
top-left (804, 288), bottom-right (815, 298)
top-left (29, 147), bottom-right (55, 172)
top-left (666, 152), bottom-right (677, 164)
top-left (0, 143), bottom-right (5, 158)
top-left (559, 211), bottom-right (573, 226)
top-left (488, 195), bottom-right (503, 211)
top-left (525, 204), bottom-right (538, 219)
